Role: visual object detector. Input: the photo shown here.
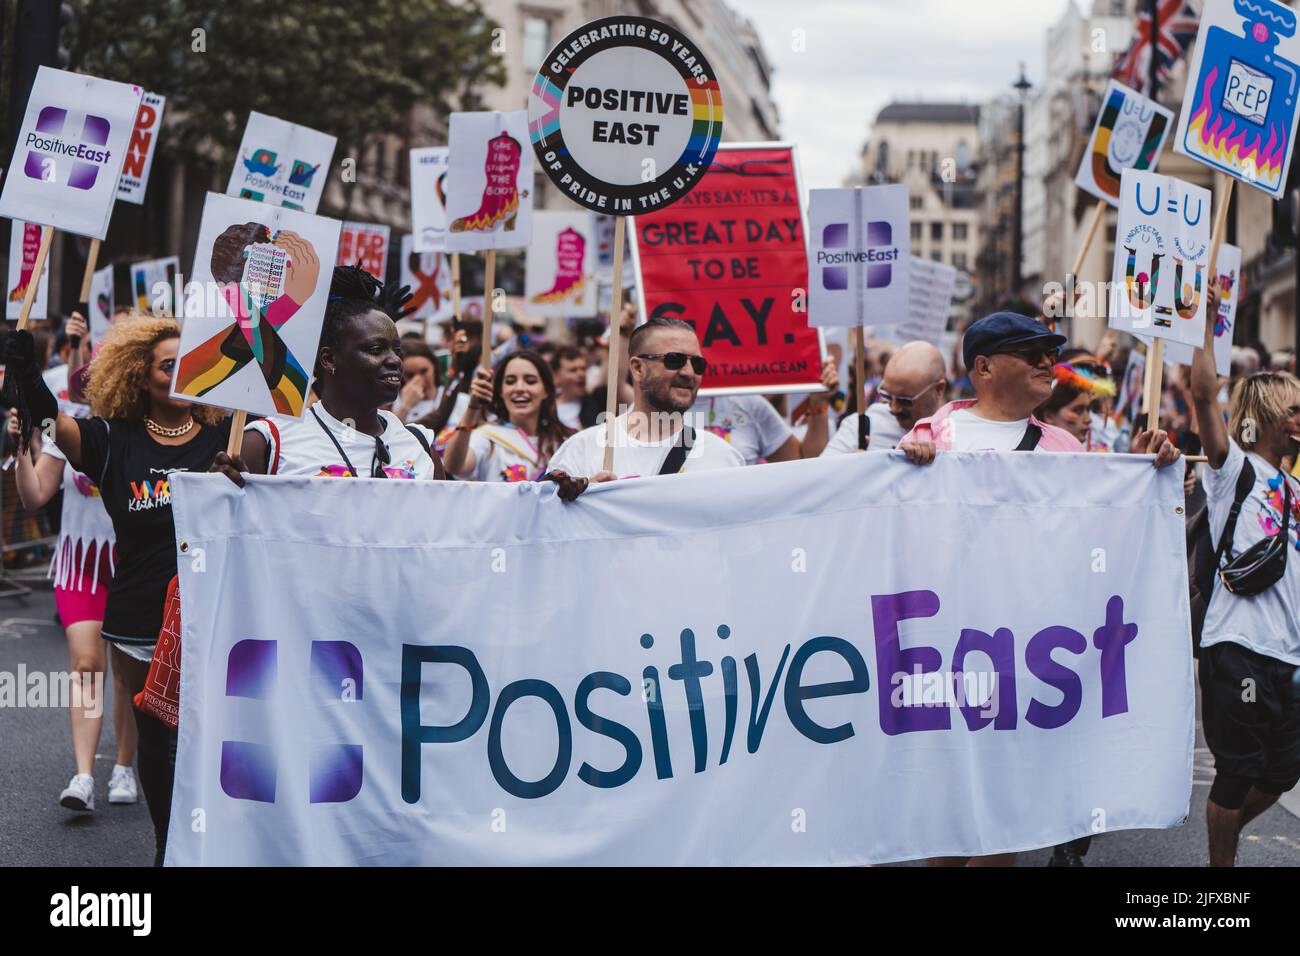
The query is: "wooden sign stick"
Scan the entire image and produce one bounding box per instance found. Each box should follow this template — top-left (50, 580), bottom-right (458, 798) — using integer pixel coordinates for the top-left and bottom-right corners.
top-left (16, 226), bottom-right (55, 332)
top-left (227, 409), bottom-right (247, 458)
top-left (480, 251), bottom-right (496, 372)
top-left (601, 217), bottom-right (628, 473)
top-left (853, 326), bottom-right (867, 451)
top-left (1069, 199), bottom-right (1108, 283)
top-left (78, 238), bottom-right (102, 311)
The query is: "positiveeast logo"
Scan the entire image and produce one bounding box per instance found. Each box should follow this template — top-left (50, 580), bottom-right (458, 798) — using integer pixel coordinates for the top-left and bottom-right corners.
top-left (24, 107), bottom-right (113, 190)
top-left (817, 221), bottom-right (898, 290)
top-left (49, 886), bottom-right (150, 936)
top-left (220, 639), bottom-right (364, 804)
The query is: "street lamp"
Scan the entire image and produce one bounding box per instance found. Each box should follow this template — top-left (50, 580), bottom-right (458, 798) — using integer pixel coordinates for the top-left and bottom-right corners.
top-left (1013, 63), bottom-right (1032, 297)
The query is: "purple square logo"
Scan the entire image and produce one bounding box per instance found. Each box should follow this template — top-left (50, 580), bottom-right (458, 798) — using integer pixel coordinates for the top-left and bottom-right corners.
top-left (220, 639), bottom-right (365, 804)
top-left (23, 108), bottom-right (112, 191)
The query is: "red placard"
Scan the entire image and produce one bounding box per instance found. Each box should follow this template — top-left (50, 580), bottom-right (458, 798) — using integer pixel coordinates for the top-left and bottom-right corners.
top-left (338, 222), bottom-right (391, 279)
top-left (631, 144), bottom-right (821, 394)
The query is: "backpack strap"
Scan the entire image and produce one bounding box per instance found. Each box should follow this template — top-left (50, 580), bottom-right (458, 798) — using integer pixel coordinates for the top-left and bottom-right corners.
top-left (857, 411), bottom-right (870, 451)
top-left (1214, 459), bottom-right (1256, 565)
top-left (659, 426), bottom-right (695, 476)
top-left (1015, 422), bottom-right (1042, 451)
top-left (404, 424), bottom-right (445, 480)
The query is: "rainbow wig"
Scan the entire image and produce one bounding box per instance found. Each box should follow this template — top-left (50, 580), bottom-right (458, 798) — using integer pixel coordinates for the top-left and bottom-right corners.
top-left (1052, 361), bottom-right (1117, 398)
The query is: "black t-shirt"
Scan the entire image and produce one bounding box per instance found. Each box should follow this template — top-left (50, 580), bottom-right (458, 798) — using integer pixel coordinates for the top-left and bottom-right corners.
top-left (76, 418), bottom-right (230, 644)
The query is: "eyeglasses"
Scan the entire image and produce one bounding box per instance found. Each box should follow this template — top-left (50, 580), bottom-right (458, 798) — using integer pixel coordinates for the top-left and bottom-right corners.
top-left (877, 380), bottom-right (943, 408)
top-left (635, 352), bottom-right (708, 375)
top-left (997, 346), bottom-right (1061, 369)
top-left (371, 436), bottom-right (391, 478)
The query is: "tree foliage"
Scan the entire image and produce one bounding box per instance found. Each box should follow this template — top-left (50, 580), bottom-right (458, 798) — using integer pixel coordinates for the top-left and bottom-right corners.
top-left (68, 0), bottom-right (506, 163)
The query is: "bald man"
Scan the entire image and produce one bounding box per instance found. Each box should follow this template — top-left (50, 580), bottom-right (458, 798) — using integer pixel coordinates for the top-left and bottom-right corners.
top-left (821, 341), bottom-right (949, 455)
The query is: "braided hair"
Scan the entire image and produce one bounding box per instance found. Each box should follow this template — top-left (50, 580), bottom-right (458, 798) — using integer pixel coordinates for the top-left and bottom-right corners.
top-left (313, 266), bottom-right (414, 397)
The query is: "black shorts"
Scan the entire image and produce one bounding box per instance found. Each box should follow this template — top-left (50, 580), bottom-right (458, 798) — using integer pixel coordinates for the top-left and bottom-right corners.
top-left (1199, 641), bottom-right (1300, 797)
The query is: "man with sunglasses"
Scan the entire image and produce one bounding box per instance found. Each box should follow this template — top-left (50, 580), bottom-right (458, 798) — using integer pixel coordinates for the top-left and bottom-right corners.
top-left (823, 341), bottom-right (948, 455)
top-left (547, 317), bottom-right (744, 481)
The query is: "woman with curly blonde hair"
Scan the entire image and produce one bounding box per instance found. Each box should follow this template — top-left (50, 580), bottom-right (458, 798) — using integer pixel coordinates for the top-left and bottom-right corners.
top-left (5, 312), bottom-right (230, 865)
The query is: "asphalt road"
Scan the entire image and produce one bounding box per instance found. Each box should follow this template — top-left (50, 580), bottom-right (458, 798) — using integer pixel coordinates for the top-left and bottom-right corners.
top-left (1, 587), bottom-right (1298, 867)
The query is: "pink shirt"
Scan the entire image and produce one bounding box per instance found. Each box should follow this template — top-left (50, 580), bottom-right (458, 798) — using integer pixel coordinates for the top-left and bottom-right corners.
top-left (901, 399), bottom-right (1085, 452)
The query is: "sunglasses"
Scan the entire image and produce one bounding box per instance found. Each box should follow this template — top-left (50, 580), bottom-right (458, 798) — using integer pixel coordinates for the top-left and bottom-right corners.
top-left (997, 346), bottom-right (1061, 369)
top-left (371, 436), bottom-right (391, 478)
top-left (635, 352), bottom-right (708, 375)
top-left (877, 380), bottom-right (943, 408)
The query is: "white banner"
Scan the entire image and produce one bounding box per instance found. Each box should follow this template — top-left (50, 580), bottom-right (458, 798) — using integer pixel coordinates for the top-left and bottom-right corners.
top-left (168, 454), bottom-right (1193, 866)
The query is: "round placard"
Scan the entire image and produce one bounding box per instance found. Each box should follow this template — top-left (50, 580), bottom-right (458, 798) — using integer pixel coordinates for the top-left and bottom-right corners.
top-left (528, 16), bottom-right (724, 216)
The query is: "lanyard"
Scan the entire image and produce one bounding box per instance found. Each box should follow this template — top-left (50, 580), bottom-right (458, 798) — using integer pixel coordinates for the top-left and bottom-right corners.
top-left (312, 406), bottom-right (384, 478)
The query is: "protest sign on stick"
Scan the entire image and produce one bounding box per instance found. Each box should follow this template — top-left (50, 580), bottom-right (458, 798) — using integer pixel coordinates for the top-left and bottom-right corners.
top-left (409, 147), bottom-right (450, 253)
top-left (171, 193), bottom-right (340, 434)
top-left (808, 185), bottom-right (909, 443)
top-left (88, 264), bottom-right (115, 341)
top-left (7, 222), bottom-right (51, 324)
top-left (0, 67), bottom-right (141, 331)
top-left (226, 112), bottom-right (336, 214)
top-left (1070, 81), bottom-right (1174, 286)
top-left (1174, 0), bottom-right (1300, 198)
top-left (527, 212), bottom-right (596, 319)
top-left (337, 222), bottom-right (391, 278)
top-left (117, 91), bottom-right (166, 204)
top-left (398, 235), bottom-right (453, 339)
top-left (630, 143), bottom-right (823, 395)
top-left (528, 15), bottom-right (724, 468)
top-left (129, 256), bottom-right (179, 315)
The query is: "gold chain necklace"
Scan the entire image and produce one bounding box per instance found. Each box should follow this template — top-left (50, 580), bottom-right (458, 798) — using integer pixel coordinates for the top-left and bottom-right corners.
top-left (144, 417), bottom-right (194, 438)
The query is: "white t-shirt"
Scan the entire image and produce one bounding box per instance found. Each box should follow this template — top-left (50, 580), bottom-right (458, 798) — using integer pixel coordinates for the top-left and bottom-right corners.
top-left (948, 409), bottom-right (1035, 452)
top-left (1202, 441), bottom-right (1300, 665)
top-left (557, 399), bottom-right (583, 430)
top-left (247, 404), bottom-right (440, 479)
top-left (685, 394), bottom-right (793, 465)
top-left (548, 412), bottom-right (745, 479)
top-left (822, 402), bottom-right (904, 456)
top-left (464, 424), bottom-right (548, 482)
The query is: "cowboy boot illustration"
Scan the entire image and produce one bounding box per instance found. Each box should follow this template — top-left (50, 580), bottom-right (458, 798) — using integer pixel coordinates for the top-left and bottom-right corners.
top-left (531, 227), bottom-right (587, 304)
top-left (1173, 258), bottom-right (1203, 319)
top-left (451, 132), bottom-right (523, 233)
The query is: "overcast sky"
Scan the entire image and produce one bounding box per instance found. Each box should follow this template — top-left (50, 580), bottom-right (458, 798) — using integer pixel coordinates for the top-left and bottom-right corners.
top-left (737, 0), bottom-right (1094, 188)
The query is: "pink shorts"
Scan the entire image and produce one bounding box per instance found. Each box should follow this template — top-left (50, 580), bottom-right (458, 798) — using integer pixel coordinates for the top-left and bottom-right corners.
top-left (54, 547), bottom-right (114, 627)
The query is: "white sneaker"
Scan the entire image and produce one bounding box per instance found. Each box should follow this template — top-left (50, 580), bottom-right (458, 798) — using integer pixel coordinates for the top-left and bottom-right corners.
top-left (108, 765), bottom-right (138, 805)
top-left (59, 773), bottom-right (95, 812)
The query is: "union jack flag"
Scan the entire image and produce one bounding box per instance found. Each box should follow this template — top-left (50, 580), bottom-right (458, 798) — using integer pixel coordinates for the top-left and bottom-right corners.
top-left (1112, 0), bottom-right (1201, 95)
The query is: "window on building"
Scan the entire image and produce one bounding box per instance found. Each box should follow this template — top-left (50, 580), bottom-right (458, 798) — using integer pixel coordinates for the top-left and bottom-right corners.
top-left (953, 252), bottom-right (967, 271)
top-left (524, 17), bottom-right (552, 70)
top-left (877, 141), bottom-right (889, 175)
top-left (931, 250), bottom-right (942, 262)
top-left (909, 195), bottom-right (923, 210)
top-left (953, 223), bottom-right (968, 241)
top-left (931, 222), bottom-right (943, 241)
top-left (910, 221), bottom-right (922, 242)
